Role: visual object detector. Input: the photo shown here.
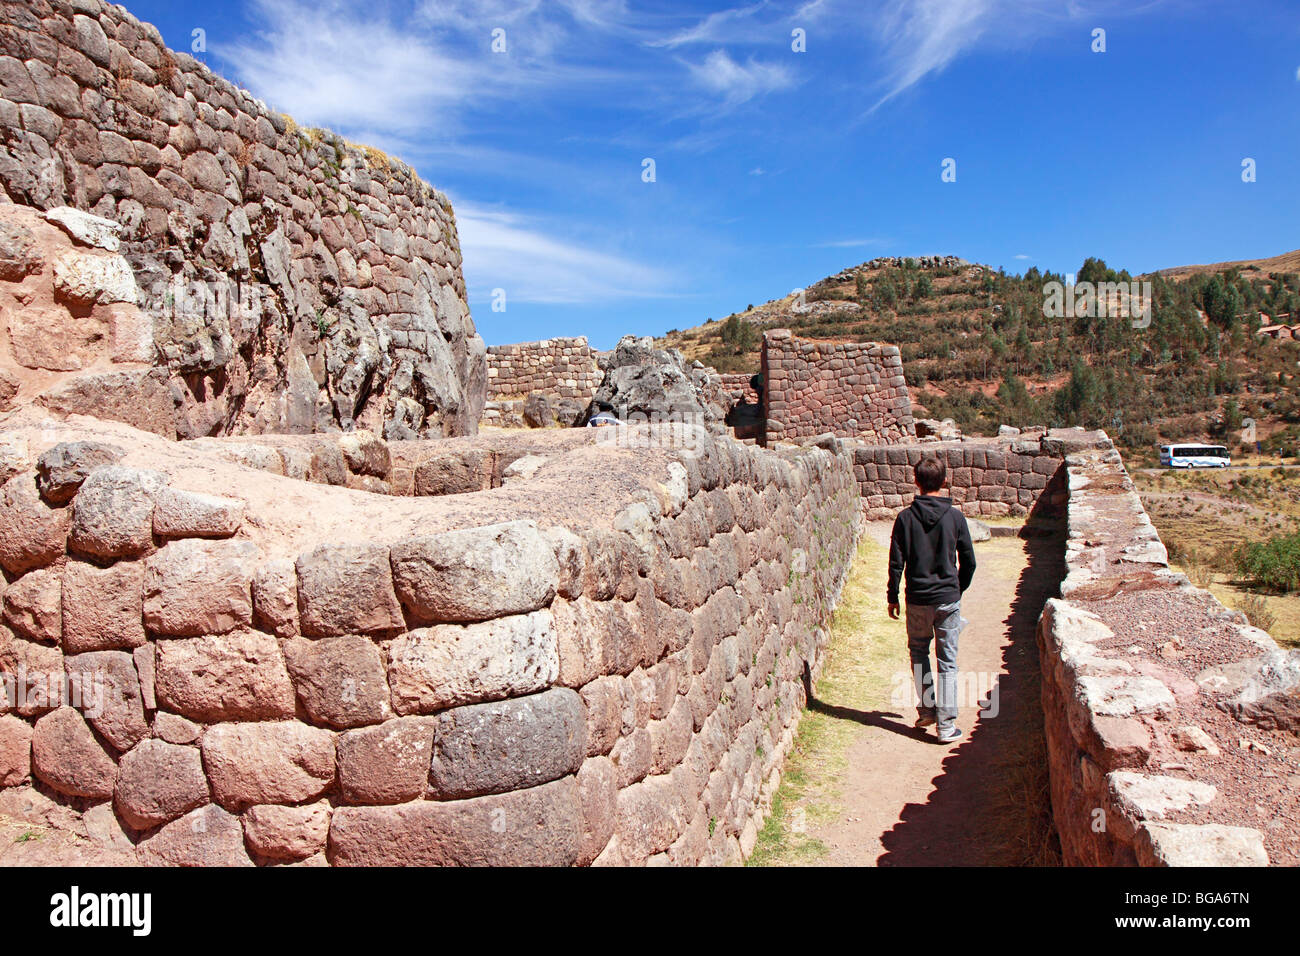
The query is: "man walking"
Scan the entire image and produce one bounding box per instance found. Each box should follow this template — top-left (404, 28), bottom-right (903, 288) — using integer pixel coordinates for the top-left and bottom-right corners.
top-left (886, 456), bottom-right (976, 744)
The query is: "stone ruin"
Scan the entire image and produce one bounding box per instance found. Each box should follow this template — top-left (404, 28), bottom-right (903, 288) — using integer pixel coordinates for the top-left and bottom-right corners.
top-left (0, 0), bottom-right (485, 440)
top-left (0, 0), bottom-right (1293, 868)
top-left (481, 336), bottom-right (601, 430)
top-left (761, 329), bottom-right (915, 445)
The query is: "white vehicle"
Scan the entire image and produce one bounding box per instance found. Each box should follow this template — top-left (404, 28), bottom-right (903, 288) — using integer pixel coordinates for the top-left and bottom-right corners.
top-left (1159, 443), bottom-right (1230, 468)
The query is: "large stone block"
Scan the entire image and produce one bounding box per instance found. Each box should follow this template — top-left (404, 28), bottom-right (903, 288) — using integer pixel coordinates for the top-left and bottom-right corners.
top-left (35, 441), bottom-right (124, 504)
top-left (143, 538), bottom-right (256, 636)
top-left (0, 713), bottom-right (32, 786)
top-left (65, 650), bottom-right (149, 752)
top-left (61, 559), bottom-right (146, 652)
top-left (30, 706), bottom-right (116, 798)
top-left (68, 466), bottom-right (163, 560)
top-left (283, 635), bottom-right (391, 728)
top-left (296, 544), bottom-right (404, 636)
top-left (136, 803), bottom-right (253, 866)
top-left (390, 520), bottom-right (558, 624)
top-left (328, 777), bottom-right (582, 866)
top-left (428, 688), bottom-right (585, 799)
top-left (0, 473), bottom-right (71, 574)
top-left (200, 721), bottom-right (335, 811)
top-left (1134, 822), bottom-right (1268, 867)
top-left (0, 627), bottom-right (64, 716)
top-left (412, 449), bottom-right (492, 496)
top-left (155, 630), bottom-right (296, 722)
top-left (114, 738), bottom-right (210, 830)
top-left (575, 755), bottom-right (617, 866)
top-left (242, 800), bottom-right (331, 861)
top-left (2, 566), bottom-right (61, 644)
top-left (152, 486), bottom-right (244, 538)
top-left (336, 716), bottom-right (436, 805)
top-left (252, 558), bottom-right (299, 638)
top-left (387, 610), bottom-right (557, 714)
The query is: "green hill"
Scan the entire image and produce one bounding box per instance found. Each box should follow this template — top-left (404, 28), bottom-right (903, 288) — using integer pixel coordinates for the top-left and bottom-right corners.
top-left (659, 255), bottom-right (1300, 463)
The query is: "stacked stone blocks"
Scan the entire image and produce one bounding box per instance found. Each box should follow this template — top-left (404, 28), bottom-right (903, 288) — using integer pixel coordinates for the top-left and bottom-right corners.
top-left (761, 330), bottom-right (915, 444)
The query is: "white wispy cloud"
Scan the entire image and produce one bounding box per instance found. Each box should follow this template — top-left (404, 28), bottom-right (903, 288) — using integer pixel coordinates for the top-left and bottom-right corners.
top-left (652, 2), bottom-right (773, 48)
top-left (223, 0), bottom-right (480, 134)
top-left (1014, 253), bottom-right (1032, 259)
top-left (850, 0), bottom-right (1160, 113)
top-left (685, 49), bottom-right (794, 105)
top-left (869, 0), bottom-right (992, 111)
top-left (222, 0), bottom-right (631, 136)
top-left (454, 202), bottom-right (671, 304)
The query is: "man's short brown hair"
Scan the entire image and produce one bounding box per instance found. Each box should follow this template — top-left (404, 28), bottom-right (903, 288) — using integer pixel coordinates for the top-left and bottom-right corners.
top-left (915, 456), bottom-right (946, 493)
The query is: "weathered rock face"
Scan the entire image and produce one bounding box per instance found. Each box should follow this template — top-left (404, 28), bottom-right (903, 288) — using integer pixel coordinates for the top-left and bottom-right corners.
top-left (0, 0), bottom-right (485, 439)
top-left (584, 336), bottom-right (726, 429)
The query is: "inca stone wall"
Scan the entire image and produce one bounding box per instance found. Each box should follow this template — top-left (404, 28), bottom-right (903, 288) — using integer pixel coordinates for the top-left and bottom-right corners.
top-left (1038, 438), bottom-right (1289, 867)
top-left (851, 434), bottom-right (1070, 521)
top-left (486, 337), bottom-right (601, 402)
top-left (0, 412), bottom-right (859, 866)
top-left (0, 0), bottom-right (485, 440)
top-left (761, 330), bottom-right (915, 444)
top-left (718, 372), bottom-right (759, 409)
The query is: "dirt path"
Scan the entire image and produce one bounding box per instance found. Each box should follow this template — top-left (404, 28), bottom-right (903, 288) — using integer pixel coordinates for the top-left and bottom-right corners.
top-left (750, 522), bottom-right (1064, 867)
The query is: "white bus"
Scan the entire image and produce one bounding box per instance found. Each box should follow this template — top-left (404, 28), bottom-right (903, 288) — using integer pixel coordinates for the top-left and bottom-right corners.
top-left (1159, 443), bottom-right (1231, 468)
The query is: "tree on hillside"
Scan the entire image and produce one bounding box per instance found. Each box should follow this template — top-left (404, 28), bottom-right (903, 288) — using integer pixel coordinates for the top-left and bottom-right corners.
top-left (720, 315), bottom-right (757, 352)
top-left (1202, 274), bottom-right (1245, 329)
top-left (855, 272), bottom-right (870, 301)
top-left (1078, 257), bottom-right (1117, 285)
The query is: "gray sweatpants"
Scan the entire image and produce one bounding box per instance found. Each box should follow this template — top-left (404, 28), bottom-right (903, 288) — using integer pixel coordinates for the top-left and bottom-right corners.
top-left (905, 601), bottom-right (963, 732)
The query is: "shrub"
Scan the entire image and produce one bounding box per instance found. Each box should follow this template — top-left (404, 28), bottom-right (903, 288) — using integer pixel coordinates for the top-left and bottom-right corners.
top-left (1234, 531), bottom-right (1300, 591)
top-left (1235, 593), bottom-right (1276, 631)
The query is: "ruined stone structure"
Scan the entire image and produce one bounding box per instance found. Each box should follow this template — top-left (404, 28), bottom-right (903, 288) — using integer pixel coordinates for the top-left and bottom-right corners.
top-left (851, 434), bottom-right (1068, 521)
top-left (761, 330), bottom-right (915, 445)
top-left (0, 0), bottom-right (485, 440)
top-left (481, 337), bottom-right (601, 429)
top-left (485, 337), bottom-right (601, 403)
top-left (718, 372), bottom-right (759, 410)
top-left (0, 0), bottom-right (1287, 871)
top-left (1038, 438), bottom-right (1285, 866)
top-left (0, 412), bottom-right (859, 865)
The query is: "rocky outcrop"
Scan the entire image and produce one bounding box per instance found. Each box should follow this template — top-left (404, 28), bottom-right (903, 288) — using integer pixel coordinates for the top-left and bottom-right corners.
top-left (0, 0), bottom-right (485, 439)
top-left (583, 335), bottom-right (727, 430)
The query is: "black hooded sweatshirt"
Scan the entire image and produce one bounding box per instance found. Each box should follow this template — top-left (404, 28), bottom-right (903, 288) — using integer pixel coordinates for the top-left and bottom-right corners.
top-left (887, 495), bottom-right (976, 606)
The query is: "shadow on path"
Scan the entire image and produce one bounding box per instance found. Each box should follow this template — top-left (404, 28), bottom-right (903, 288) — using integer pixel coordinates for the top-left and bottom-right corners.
top-left (807, 699), bottom-right (931, 743)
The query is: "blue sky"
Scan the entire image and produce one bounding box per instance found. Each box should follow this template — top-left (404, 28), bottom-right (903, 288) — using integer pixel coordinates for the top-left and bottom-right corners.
top-left (125, 0), bottom-right (1300, 348)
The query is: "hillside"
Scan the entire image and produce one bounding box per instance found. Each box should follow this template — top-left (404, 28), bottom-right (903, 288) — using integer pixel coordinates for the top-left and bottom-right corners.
top-left (1154, 249), bottom-right (1300, 280)
top-left (659, 254), bottom-right (1300, 460)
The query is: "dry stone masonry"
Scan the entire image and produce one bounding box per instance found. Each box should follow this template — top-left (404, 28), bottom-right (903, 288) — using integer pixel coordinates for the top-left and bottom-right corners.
top-left (481, 337), bottom-right (601, 429)
top-left (1038, 437), bottom-right (1293, 866)
top-left (0, 0), bottom-right (486, 441)
top-left (849, 432), bottom-right (1068, 521)
top-left (761, 330), bottom-right (915, 444)
top-left (0, 410), bottom-right (859, 866)
top-left (0, 0), bottom-right (1287, 872)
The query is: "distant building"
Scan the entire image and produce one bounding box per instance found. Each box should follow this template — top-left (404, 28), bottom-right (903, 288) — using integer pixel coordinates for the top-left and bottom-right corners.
top-left (1256, 324), bottom-right (1293, 340)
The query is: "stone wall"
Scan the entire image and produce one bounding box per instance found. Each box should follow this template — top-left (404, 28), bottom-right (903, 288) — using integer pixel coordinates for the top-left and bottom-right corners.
top-left (0, 411), bottom-right (859, 866)
top-left (0, 0), bottom-right (485, 440)
top-left (761, 329), bottom-right (915, 444)
top-left (1037, 438), bottom-right (1288, 867)
top-left (849, 434), bottom-right (1071, 521)
top-left (486, 337), bottom-right (601, 402)
top-left (480, 337), bottom-right (601, 429)
top-left (718, 372), bottom-right (759, 409)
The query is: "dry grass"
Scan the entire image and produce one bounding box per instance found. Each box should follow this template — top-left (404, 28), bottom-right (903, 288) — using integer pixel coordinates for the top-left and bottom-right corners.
top-left (748, 536), bottom-right (902, 865)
